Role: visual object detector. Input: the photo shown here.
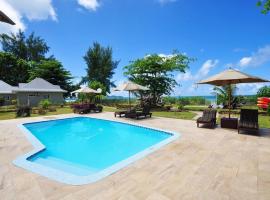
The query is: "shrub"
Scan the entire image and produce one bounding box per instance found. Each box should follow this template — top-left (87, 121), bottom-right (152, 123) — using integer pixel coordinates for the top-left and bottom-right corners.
top-left (38, 108), bottom-right (47, 115)
top-left (11, 99), bottom-right (17, 105)
top-left (0, 97), bottom-right (5, 106)
top-left (39, 99), bottom-right (51, 110)
top-left (163, 96), bottom-right (178, 105)
top-left (257, 86), bottom-right (270, 97)
top-left (178, 98), bottom-right (189, 107)
top-left (48, 106), bottom-right (57, 112)
top-left (16, 106), bottom-right (31, 117)
top-left (178, 104), bottom-right (184, 111)
top-left (268, 104), bottom-right (270, 116)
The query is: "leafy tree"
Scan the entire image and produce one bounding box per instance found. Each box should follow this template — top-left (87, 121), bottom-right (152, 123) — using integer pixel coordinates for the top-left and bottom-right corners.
top-left (257, 0), bottom-right (270, 14)
top-left (29, 59), bottom-right (73, 94)
top-left (87, 81), bottom-right (106, 103)
top-left (0, 30), bottom-right (49, 61)
top-left (83, 42), bottom-right (119, 94)
top-left (257, 86), bottom-right (270, 97)
top-left (89, 81), bottom-right (106, 96)
top-left (213, 85), bottom-right (245, 109)
top-left (124, 52), bottom-right (193, 106)
top-left (0, 52), bottom-right (30, 85)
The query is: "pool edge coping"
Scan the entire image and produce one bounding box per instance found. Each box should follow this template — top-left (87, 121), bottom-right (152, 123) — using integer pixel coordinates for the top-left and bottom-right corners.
top-left (13, 116), bottom-right (180, 185)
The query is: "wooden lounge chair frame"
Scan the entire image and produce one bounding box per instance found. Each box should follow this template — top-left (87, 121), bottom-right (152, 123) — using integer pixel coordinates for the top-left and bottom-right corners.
top-left (125, 106), bottom-right (152, 119)
top-left (238, 109), bottom-right (259, 134)
top-left (197, 109), bottom-right (217, 128)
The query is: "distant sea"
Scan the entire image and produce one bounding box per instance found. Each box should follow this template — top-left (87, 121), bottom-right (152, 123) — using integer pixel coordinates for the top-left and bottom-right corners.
top-left (107, 95), bottom-right (217, 103)
top-left (182, 95), bottom-right (216, 103)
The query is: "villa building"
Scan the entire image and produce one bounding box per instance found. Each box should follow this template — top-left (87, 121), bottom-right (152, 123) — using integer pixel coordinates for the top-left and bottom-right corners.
top-left (0, 80), bottom-right (17, 106)
top-left (0, 78), bottom-right (66, 106)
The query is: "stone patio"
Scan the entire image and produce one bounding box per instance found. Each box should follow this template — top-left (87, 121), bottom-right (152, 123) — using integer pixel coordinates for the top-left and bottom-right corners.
top-left (0, 112), bottom-right (270, 200)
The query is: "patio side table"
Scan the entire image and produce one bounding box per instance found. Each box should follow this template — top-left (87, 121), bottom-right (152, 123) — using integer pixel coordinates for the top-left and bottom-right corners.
top-left (221, 117), bottom-right (238, 129)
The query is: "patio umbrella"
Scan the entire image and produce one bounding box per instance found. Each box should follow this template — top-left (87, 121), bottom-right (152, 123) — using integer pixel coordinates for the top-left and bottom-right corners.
top-left (71, 87), bottom-right (101, 95)
top-left (113, 81), bottom-right (149, 108)
top-left (197, 68), bottom-right (269, 118)
top-left (0, 10), bottom-right (15, 25)
top-left (71, 87), bottom-right (102, 103)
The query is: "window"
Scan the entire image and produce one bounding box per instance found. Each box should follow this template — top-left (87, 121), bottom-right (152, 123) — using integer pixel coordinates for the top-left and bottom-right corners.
top-left (43, 95), bottom-right (50, 99)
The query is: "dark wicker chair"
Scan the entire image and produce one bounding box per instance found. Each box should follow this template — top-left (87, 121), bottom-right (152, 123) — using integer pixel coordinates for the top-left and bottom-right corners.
top-left (115, 108), bottom-right (135, 117)
top-left (88, 104), bottom-right (103, 113)
top-left (197, 109), bottom-right (217, 128)
top-left (125, 106), bottom-right (152, 119)
top-left (238, 109), bottom-right (259, 134)
top-left (73, 103), bottom-right (102, 114)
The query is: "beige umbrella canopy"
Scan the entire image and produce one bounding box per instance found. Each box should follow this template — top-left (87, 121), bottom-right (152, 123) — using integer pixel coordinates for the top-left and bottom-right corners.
top-left (197, 69), bottom-right (269, 86)
top-left (114, 81), bottom-right (149, 108)
top-left (0, 10), bottom-right (15, 25)
top-left (114, 81), bottom-right (149, 92)
top-left (71, 87), bottom-right (101, 94)
top-left (197, 69), bottom-right (269, 118)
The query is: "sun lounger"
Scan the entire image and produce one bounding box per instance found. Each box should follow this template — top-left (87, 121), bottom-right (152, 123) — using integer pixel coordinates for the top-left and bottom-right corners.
top-left (125, 106), bottom-right (152, 119)
top-left (73, 103), bottom-right (102, 114)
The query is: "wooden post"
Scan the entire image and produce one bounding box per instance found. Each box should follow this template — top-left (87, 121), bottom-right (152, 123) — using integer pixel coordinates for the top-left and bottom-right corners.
top-left (128, 90), bottom-right (131, 110)
top-left (228, 84), bottom-right (231, 118)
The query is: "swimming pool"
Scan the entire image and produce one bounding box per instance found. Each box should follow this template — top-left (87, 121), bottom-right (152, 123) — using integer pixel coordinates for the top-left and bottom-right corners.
top-left (14, 117), bottom-right (179, 185)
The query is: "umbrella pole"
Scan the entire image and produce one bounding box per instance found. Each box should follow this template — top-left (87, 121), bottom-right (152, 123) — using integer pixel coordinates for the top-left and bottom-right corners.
top-left (129, 91), bottom-right (131, 110)
top-left (228, 84), bottom-right (231, 118)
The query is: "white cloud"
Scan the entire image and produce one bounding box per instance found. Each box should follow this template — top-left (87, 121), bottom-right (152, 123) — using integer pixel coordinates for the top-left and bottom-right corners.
top-left (0, 0), bottom-right (57, 34)
top-left (158, 0), bottom-right (177, 5)
top-left (237, 83), bottom-right (269, 94)
top-left (176, 71), bottom-right (193, 82)
top-left (7, 0), bottom-right (57, 21)
top-left (0, 1), bottom-right (25, 33)
top-left (239, 57), bottom-right (252, 67)
top-left (196, 59), bottom-right (219, 78)
top-left (176, 59), bottom-right (219, 83)
top-left (238, 45), bottom-right (270, 68)
top-left (77, 0), bottom-right (99, 11)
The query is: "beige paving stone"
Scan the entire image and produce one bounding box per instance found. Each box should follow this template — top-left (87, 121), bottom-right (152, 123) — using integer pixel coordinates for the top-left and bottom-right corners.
top-left (0, 112), bottom-right (269, 200)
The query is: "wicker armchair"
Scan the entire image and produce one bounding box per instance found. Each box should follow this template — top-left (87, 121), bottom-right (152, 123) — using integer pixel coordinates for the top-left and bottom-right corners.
top-left (238, 109), bottom-right (259, 134)
top-left (197, 109), bottom-right (217, 128)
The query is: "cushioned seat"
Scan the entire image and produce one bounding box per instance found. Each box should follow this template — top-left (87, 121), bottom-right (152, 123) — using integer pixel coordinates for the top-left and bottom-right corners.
top-left (238, 109), bottom-right (259, 134)
top-left (197, 109), bottom-right (217, 128)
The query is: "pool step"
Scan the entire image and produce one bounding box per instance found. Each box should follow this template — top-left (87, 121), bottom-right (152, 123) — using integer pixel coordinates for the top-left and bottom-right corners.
top-left (32, 156), bottom-right (98, 176)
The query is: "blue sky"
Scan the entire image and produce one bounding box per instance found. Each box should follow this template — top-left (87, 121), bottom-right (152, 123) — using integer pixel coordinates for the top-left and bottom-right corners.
top-left (1, 0), bottom-right (270, 96)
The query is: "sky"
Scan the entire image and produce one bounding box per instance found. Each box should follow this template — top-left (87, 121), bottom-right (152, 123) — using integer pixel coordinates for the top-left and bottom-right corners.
top-left (0, 0), bottom-right (270, 96)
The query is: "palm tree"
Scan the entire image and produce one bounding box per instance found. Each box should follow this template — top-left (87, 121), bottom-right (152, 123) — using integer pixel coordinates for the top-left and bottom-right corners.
top-left (213, 85), bottom-right (237, 108)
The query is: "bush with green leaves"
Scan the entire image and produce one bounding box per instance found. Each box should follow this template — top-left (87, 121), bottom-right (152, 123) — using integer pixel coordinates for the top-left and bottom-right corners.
top-left (257, 86), bottom-right (270, 97)
top-left (16, 106), bottom-right (31, 117)
top-left (11, 99), bottom-right (17, 105)
top-left (0, 97), bottom-right (4, 106)
top-left (39, 99), bottom-right (52, 110)
top-left (163, 96), bottom-right (178, 105)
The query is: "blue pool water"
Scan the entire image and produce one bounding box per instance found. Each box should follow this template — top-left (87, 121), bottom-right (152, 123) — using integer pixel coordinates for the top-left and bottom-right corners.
top-left (24, 117), bottom-right (173, 178)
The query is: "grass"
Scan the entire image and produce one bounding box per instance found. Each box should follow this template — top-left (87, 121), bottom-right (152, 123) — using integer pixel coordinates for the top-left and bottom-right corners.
top-left (103, 106), bottom-right (118, 112)
top-left (259, 115), bottom-right (270, 128)
top-left (0, 105), bottom-right (269, 128)
top-left (152, 111), bottom-right (196, 120)
top-left (0, 106), bottom-right (73, 120)
top-left (103, 106), bottom-right (196, 120)
top-left (218, 113), bottom-right (270, 129)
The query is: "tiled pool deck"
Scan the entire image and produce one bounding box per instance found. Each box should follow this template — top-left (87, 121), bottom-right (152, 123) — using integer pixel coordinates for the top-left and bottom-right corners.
top-left (0, 112), bottom-right (270, 200)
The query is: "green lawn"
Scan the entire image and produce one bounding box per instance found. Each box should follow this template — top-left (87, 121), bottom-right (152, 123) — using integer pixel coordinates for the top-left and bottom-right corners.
top-left (0, 106), bottom-right (73, 120)
top-left (152, 111), bottom-right (196, 120)
top-left (1, 105), bottom-right (269, 128)
top-left (103, 106), bottom-right (196, 120)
